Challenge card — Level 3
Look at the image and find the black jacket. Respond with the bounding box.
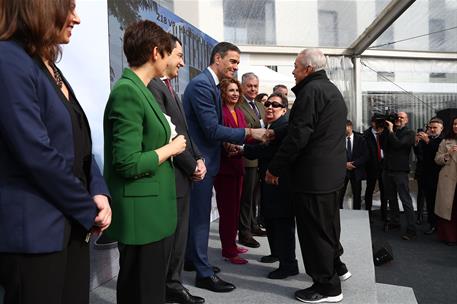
[414,135,443,188]
[268,70,347,194]
[383,126,415,172]
[363,127,387,175]
[244,116,292,218]
[346,132,368,181]
[148,78,202,198]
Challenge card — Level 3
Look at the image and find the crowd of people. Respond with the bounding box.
[340,111,457,245]
[1,1,456,304]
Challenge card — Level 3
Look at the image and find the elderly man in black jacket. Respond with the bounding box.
[383,112,417,240]
[266,49,347,303]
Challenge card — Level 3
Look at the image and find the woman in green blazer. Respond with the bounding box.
[103,21,186,304]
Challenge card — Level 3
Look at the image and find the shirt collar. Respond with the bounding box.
[207,67,219,86]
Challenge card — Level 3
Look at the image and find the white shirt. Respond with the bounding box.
[207,67,219,87]
[371,128,384,159]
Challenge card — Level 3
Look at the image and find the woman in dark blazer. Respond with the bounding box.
[0,1,111,303]
[103,21,186,304]
[214,78,250,265]
[244,93,299,279]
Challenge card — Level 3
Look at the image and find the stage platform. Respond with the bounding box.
[88,209,417,304]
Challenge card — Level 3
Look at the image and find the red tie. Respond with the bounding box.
[376,134,382,161]
[164,78,174,95]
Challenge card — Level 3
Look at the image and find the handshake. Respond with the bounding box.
[223,128,274,157]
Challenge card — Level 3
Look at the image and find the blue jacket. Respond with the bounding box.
[0,40,109,253]
[182,68,245,176]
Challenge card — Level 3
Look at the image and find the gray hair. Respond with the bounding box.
[241,72,258,84]
[298,48,327,72]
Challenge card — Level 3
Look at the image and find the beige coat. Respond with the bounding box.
[434,138,457,220]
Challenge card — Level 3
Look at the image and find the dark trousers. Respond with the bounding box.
[238,167,259,237]
[214,174,243,258]
[117,236,173,304]
[339,174,362,210]
[293,191,342,296]
[424,185,438,227]
[415,176,425,220]
[0,224,89,304]
[166,194,190,291]
[365,168,387,218]
[383,171,416,233]
[186,175,215,278]
[265,217,297,269]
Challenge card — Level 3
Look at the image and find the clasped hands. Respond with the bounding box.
[249,127,275,143]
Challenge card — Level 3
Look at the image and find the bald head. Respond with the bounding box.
[396,112,409,128]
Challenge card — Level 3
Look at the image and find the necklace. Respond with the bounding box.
[51,64,63,88]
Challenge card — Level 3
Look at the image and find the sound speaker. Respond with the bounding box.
[372,241,393,266]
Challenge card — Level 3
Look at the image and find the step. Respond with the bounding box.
[376,283,417,304]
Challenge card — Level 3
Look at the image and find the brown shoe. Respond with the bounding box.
[238,236,260,248]
[251,227,267,237]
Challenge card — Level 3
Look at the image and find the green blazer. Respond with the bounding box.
[103,68,177,245]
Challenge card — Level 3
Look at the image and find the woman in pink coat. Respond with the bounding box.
[214,78,250,264]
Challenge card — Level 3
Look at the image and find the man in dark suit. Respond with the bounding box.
[414,117,444,235]
[339,120,368,210]
[383,112,417,240]
[363,116,388,220]
[266,49,347,303]
[237,72,267,250]
[148,36,206,304]
[183,42,269,293]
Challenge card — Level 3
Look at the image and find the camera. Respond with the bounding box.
[373,110,398,129]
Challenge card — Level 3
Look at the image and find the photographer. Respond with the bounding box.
[383,112,417,240]
[414,118,444,235]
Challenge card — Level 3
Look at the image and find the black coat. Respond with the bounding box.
[363,127,387,176]
[383,126,415,172]
[414,135,443,189]
[347,132,368,181]
[268,70,347,194]
[148,78,202,198]
[244,116,292,218]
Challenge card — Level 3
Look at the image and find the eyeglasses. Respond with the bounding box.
[264,101,285,108]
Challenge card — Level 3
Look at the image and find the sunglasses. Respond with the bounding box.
[264,101,285,108]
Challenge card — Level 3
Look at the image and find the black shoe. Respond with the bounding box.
[195,275,235,293]
[93,234,118,249]
[166,288,205,304]
[424,226,436,235]
[238,236,260,248]
[384,222,400,232]
[295,287,343,303]
[251,227,267,237]
[267,267,299,279]
[401,231,417,241]
[184,262,220,274]
[260,255,279,263]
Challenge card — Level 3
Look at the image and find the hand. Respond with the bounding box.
[265,129,275,141]
[93,195,111,233]
[265,170,279,186]
[385,120,394,133]
[170,135,186,156]
[417,132,429,143]
[346,161,356,170]
[192,159,207,181]
[448,145,457,154]
[250,128,270,143]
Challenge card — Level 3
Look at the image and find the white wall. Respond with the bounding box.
[60,0,111,167]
